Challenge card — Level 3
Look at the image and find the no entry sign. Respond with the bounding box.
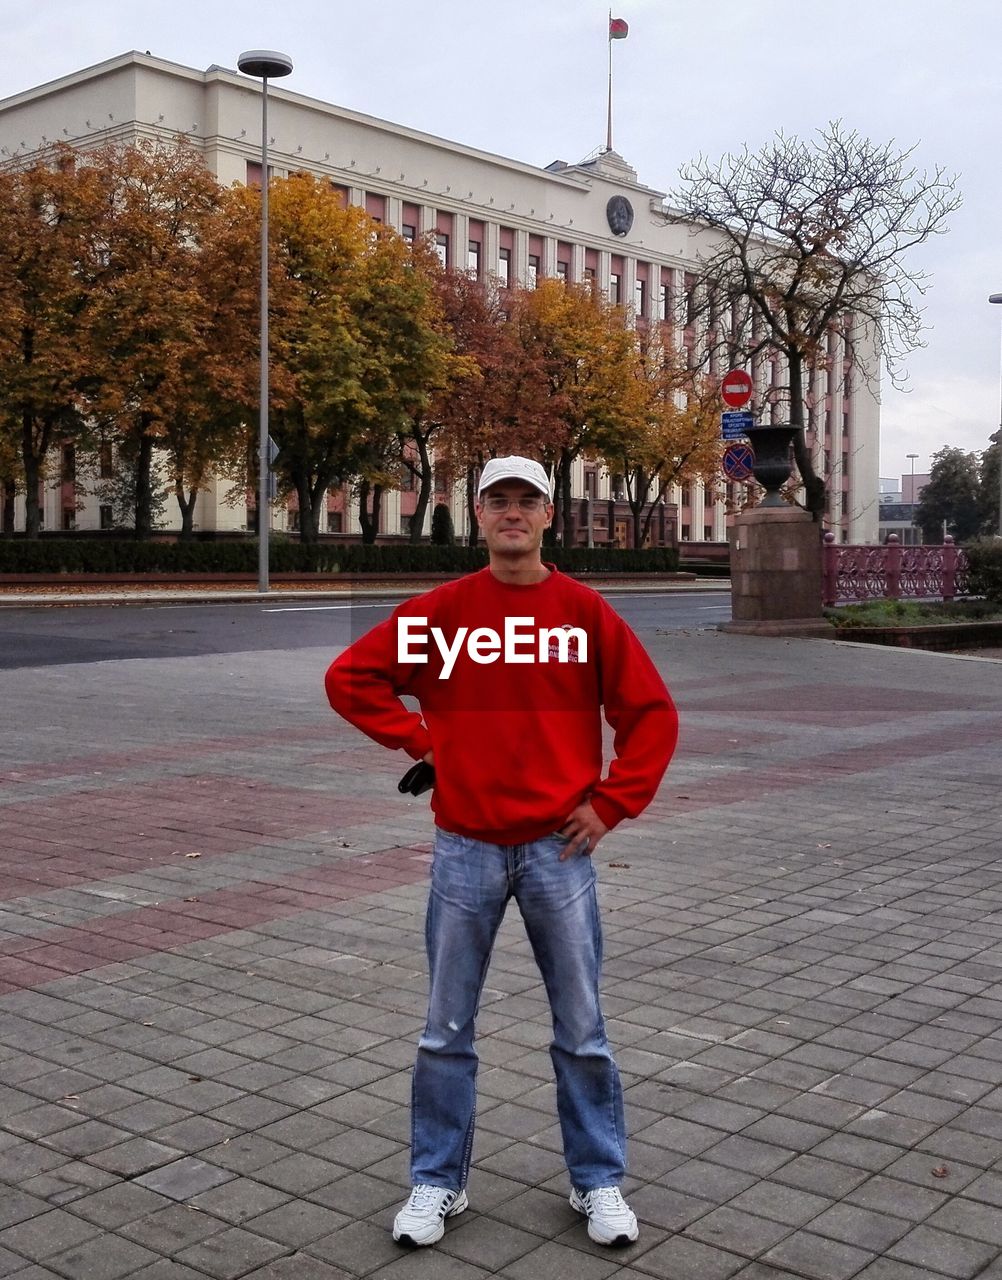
[721,369,753,409]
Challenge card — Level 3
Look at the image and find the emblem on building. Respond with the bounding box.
[606,195,634,237]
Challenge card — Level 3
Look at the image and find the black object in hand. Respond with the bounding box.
[398,761,435,796]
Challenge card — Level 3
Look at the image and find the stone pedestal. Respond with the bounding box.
[721,507,834,637]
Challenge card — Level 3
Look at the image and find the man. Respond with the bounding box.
[326,456,678,1249]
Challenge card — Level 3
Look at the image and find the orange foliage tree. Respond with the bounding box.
[263,174,457,542]
[605,327,724,547]
[0,146,107,537]
[86,137,235,538]
[508,279,646,543]
[429,272,559,544]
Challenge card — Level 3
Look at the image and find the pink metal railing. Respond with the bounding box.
[822,533,971,607]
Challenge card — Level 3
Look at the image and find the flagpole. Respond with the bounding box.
[606,9,614,152]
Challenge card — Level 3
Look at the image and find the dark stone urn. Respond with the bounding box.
[746,424,799,507]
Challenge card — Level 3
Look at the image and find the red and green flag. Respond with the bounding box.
[609,16,629,39]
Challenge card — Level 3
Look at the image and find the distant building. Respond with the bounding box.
[878,471,931,544]
[0,53,881,544]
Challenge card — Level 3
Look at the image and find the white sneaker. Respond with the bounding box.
[392,1184,469,1246]
[570,1185,639,1245]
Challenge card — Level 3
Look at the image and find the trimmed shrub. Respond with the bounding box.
[965,538,1002,603]
[430,503,455,546]
[0,538,679,576]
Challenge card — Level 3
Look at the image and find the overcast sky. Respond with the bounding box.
[7,0,1002,483]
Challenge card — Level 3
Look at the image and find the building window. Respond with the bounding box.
[326,511,343,533]
[435,233,449,267]
[401,514,416,536]
[99,442,114,479]
[62,508,76,531]
[527,254,540,287]
[681,524,690,541]
[556,260,569,281]
[99,504,114,530]
[498,247,511,287]
[288,509,300,531]
[703,525,714,541]
[609,273,621,305]
[634,278,646,316]
[467,240,481,277]
[583,266,596,285]
[402,224,416,243]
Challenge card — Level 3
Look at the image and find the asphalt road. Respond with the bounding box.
[0,591,730,670]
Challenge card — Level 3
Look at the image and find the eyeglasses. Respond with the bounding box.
[480,495,549,514]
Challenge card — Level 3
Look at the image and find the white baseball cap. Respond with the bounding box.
[477,456,553,500]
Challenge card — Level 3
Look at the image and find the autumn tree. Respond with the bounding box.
[606,329,723,547]
[264,174,457,543]
[509,279,646,542]
[158,184,259,538]
[0,146,106,537]
[430,273,559,545]
[668,123,961,522]
[86,137,229,538]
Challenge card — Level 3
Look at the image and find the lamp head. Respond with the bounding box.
[238,50,293,79]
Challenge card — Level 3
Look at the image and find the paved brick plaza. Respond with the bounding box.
[1,626,1002,1279]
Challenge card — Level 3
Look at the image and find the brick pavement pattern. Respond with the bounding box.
[1,631,1001,1279]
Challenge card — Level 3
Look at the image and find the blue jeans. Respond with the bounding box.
[411,829,626,1192]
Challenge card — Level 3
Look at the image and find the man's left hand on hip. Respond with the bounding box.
[558,801,609,860]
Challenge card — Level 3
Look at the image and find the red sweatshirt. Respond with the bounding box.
[325,567,678,844]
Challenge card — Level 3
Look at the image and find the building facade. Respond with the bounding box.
[0,52,881,544]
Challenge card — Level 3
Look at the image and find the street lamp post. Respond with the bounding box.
[238,49,294,593]
[988,294,1002,537]
[906,453,919,544]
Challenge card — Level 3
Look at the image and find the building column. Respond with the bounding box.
[597,250,611,298]
[484,221,500,281]
[453,212,470,273]
[514,228,529,286]
[696,481,711,540]
[622,256,637,315]
[647,260,661,324]
[542,235,558,279]
[571,242,586,284]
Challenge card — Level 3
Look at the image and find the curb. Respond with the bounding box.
[0,580,733,609]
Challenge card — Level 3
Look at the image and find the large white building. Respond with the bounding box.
[0,52,880,544]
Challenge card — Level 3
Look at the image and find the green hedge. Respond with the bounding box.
[966,538,1002,603]
[0,539,679,576]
